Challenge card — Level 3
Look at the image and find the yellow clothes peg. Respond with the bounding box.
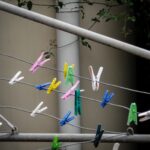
[64,63,68,79]
[47,78,61,94]
[64,62,75,79]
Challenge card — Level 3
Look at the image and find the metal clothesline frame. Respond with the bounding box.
[0,133,150,143]
[0,1,150,59]
[0,1,150,144]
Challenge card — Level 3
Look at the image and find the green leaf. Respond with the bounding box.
[116,0,123,4]
[58,1,63,8]
[27,1,32,10]
[18,1,26,7]
[87,2,93,5]
[80,9,85,19]
[105,17,112,22]
[127,16,136,22]
[80,37,92,50]
[91,17,100,22]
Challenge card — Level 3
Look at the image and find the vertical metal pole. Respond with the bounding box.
[56,0,81,150]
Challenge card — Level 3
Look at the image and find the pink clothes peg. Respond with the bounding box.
[29,51,50,73]
[61,80,80,100]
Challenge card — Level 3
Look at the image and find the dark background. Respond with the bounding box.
[134,0,150,149]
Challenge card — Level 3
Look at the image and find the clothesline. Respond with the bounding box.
[0,52,150,95]
[0,1,150,59]
[0,78,130,111]
[0,105,124,133]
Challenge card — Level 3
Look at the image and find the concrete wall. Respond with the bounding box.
[0,0,136,150]
[80,3,136,150]
[0,0,58,149]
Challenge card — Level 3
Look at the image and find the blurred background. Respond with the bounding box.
[0,0,150,150]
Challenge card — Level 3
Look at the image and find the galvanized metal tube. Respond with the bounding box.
[0,133,150,143]
[0,1,150,59]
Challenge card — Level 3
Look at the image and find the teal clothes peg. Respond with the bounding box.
[75,89,82,116]
[65,66,74,85]
[127,102,138,126]
[51,136,61,150]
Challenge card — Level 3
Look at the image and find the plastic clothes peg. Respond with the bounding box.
[51,136,61,150]
[88,65,103,91]
[30,101,48,117]
[93,124,104,148]
[43,51,51,59]
[65,66,74,85]
[127,102,137,126]
[35,82,51,90]
[100,90,114,108]
[64,63,75,79]
[47,78,61,94]
[138,110,150,122]
[64,63,68,79]
[29,51,50,73]
[61,80,80,100]
[75,89,82,116]
[113,143,120,150]
[9,71,24,85]
[59,111,75,126]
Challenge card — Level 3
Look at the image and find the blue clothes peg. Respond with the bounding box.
[100,90,114,108]
[93,124,104,148]
[35,82,51,90]
[59,111,75,126]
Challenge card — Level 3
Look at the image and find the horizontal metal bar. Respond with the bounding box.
[0,133,150,143]
[0,1,150,59]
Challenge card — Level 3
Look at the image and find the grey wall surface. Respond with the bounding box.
[0,0,136,150]
[80,2,136,150]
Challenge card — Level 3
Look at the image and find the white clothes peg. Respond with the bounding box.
[30,101,48,117]
[138,110,150,122]
[80,89,85,92]
[88,65,103,91]
[0,122,2,126]
[113,143,120,150]
[9,71,24,85]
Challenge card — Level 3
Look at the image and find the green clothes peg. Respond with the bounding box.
[127,102,138,126]
[65,66,74,85]
[51,136,61,150]
[75,89,82,116]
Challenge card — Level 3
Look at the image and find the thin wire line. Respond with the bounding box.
[54,89,130,111]
[0,105,124,134]
[32,1,121,8]
[0,52,150,95]
[0,78,129,133]
[57,38,78,49]
[0,78,130,111]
